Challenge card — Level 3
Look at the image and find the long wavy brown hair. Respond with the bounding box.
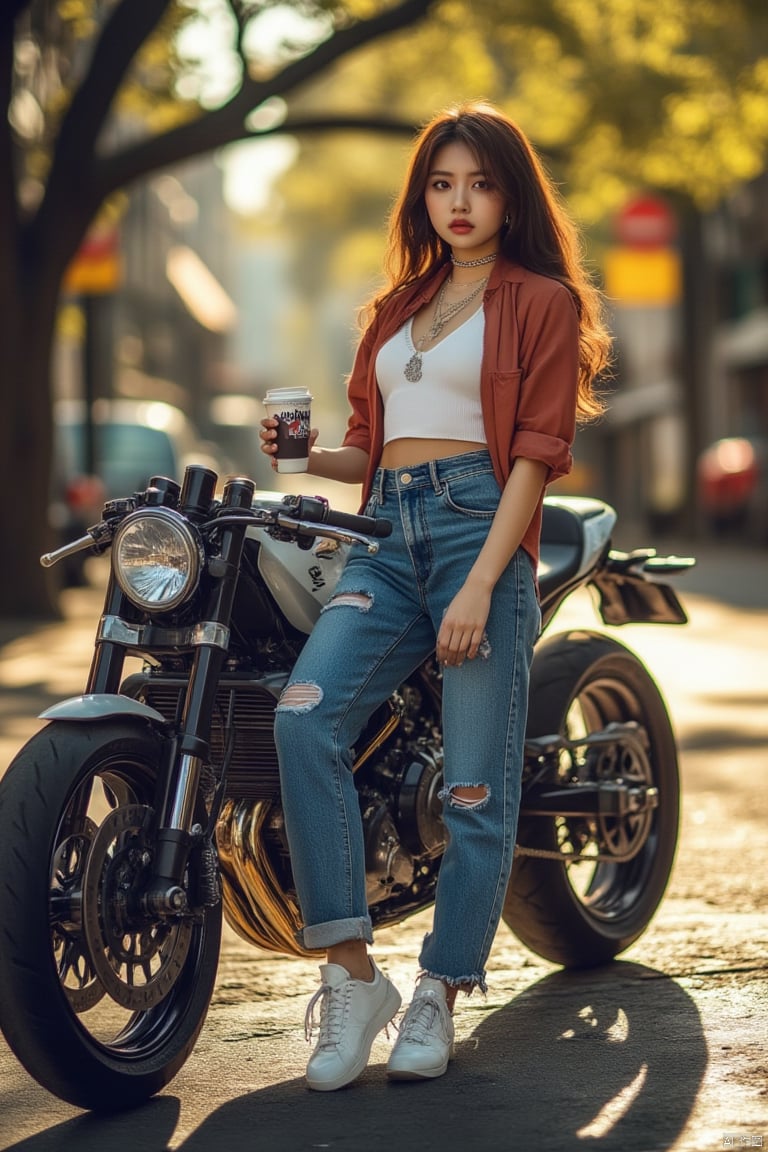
[370,101,611,421]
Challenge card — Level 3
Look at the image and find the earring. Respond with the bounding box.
[504,214,510,225]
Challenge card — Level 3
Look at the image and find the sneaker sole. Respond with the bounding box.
[386,1057,450,1081]
[307,982,402,1092]
[386,1046,453,1078]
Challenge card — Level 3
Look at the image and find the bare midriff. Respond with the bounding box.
[378,438,487,469]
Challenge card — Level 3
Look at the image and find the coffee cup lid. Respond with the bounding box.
[264,388,312,402]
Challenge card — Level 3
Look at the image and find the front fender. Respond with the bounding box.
[40,694,168,725]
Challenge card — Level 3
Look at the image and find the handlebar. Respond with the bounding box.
[286,496,392,540]
[40,520,114,568]
[40,534,96,568]
[39,486,393,567]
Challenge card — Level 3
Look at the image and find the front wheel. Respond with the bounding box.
[0,720,222,1111]
[504,631,679,967]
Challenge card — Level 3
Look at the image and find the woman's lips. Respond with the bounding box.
[449,221,473,233]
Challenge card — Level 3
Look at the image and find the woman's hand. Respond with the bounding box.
[436,582,492,666]
[259,418,318,471]
[258,417,278,468]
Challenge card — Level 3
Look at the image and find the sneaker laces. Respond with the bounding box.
[304,981,350,1049]
[397,993,445,1045]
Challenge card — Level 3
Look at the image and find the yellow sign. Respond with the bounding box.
[63,196,127,295]
[63,224,122,295]
[604,246,681,306]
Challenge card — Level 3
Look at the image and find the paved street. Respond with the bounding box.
[0,540,766,1151]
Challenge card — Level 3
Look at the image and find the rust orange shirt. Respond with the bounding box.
[342,256,580,574]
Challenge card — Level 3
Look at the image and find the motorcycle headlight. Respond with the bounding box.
[112,509,202,612]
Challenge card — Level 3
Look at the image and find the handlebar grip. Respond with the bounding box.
[325,509,392,539]
[287,495,392,540]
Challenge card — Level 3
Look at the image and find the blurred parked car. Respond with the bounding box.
[51,398,220,584]
[696,435,768,543]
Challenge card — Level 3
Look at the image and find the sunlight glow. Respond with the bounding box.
[220,135,299,216]
[243,4,332,67]
[576,1063,648,1140]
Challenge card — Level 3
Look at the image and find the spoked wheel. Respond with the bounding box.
[504,631,679,967]
[0,720,222,1111]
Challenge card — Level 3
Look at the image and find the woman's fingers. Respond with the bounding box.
[259,418,278,457]
[437,625,484,666]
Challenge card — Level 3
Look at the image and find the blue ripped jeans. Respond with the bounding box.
[274,450,540,991]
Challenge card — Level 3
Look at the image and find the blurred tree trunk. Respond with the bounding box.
[0,15,66,615]
[678,205,717,536]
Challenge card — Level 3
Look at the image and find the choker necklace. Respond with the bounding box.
[451,252,498,268]
[404,275,487,382]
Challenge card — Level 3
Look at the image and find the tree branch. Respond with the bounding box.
[246,0,436,97]
[35,0,174,266]
[92,0,437,201]
[226,0,249,61]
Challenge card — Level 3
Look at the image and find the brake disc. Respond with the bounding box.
[50,819,107,1012]
[82,804,192,1011]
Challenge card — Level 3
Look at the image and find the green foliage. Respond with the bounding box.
[274,0,768,223]
[466,0,768,214]
[12,0,768,221]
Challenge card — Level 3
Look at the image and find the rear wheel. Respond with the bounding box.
[504,631,679,967]
[0,720,221,1111]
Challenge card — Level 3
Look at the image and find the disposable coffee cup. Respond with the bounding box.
[263,388,313,473]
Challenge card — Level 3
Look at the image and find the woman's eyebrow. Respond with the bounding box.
[429,168,486,177]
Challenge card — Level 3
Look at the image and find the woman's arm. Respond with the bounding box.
[308,442,370,484]
[259,420,369,485]
[436,456,548,666]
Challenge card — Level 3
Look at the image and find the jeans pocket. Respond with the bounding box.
[441,471,499,518]
[363,491,380,517]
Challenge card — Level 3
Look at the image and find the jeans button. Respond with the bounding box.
[400,472,412,484]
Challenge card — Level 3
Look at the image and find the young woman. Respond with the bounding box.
[260,101,610,1092]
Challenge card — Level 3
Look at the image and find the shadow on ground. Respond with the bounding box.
[5,962,707,1152]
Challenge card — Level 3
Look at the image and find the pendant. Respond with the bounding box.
[404,352,423,382]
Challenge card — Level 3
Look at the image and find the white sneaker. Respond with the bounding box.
[387,977,455,1080]
[304,961,402,1091]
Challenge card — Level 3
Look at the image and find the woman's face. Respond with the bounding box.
[423,140,506,260]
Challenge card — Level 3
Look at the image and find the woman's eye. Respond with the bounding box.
[432,179,450,190]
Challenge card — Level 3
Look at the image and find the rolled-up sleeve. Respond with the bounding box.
[510,282,579,483]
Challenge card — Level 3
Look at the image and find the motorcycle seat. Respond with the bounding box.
[538,497,613,601]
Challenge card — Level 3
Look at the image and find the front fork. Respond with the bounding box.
[83,473,255,916]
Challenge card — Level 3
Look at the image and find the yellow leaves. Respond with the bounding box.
[457,0,768,212]
[667,96,719,138]
[740,89,768,134]
[56,0,92,16]
[739,59,768,134]
[55,0,97,38]
[24,0,768,229]
[567,126,632,222]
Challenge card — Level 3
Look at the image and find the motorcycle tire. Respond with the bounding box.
[0,719,222,1112]
[503,630,679,968]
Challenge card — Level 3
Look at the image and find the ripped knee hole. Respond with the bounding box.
[323,591,372,612]
[276,682,323,712]
[441,784,490,810]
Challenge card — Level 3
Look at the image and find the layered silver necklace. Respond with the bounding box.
[404,275,488,383]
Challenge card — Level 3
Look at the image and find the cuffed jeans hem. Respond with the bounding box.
[298,915,374,951]
[420,967,488,996]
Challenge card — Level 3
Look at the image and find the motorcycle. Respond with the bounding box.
[0,465,694,1111]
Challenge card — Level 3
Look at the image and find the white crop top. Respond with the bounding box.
[375,307,487,445]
